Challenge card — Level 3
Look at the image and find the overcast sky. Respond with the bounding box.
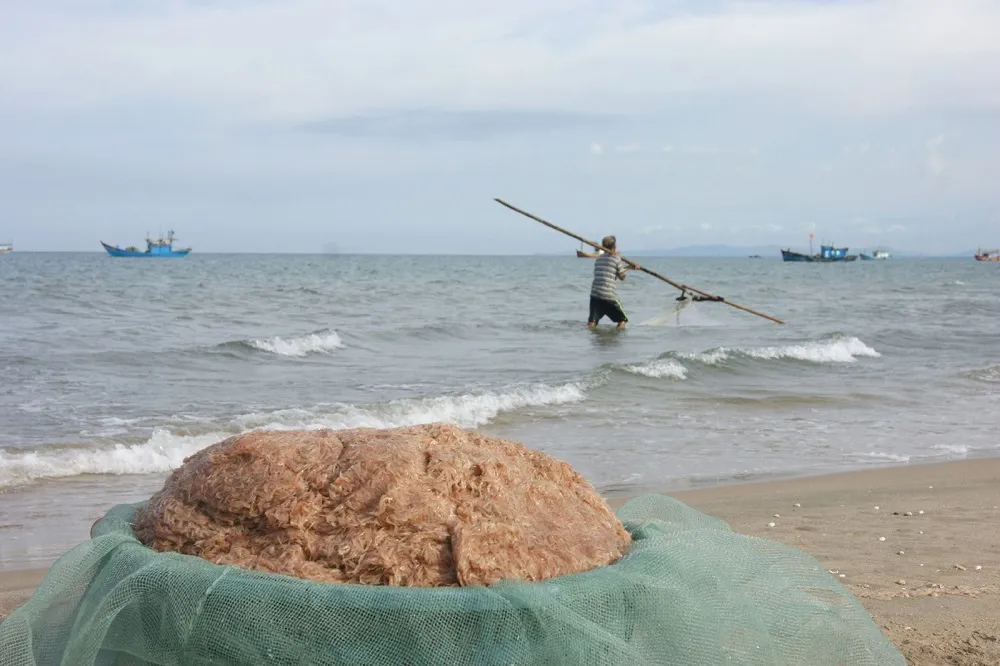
[1,0,998,254]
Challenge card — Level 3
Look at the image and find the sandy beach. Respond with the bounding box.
[3,457,998,665]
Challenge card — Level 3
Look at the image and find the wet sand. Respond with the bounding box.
[3,457,999,664]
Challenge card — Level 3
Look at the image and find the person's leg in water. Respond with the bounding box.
[609,299,629,329]
[589,296,628,329]
[587,296,602,328]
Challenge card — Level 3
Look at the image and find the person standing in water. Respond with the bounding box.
[588,235,632,329]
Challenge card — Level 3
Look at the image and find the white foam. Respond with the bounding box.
[622,359,688,380]
[235,383,588,432]
[0,429,226,489]
[857,451,911,463]
[972,365,1000,383]
[0,383,587,488]
[932,444,969,456]
[248,330,344,357]
[684,336,880,365]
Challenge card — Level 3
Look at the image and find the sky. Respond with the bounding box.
[1,0,998,254]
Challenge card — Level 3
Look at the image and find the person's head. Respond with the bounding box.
[601,235,617,251]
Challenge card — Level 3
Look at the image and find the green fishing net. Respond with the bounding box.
[0,494,905,665]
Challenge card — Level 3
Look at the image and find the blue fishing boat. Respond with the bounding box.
[100,230,191,257]
[781,246,857,262]
[780,234,857,262]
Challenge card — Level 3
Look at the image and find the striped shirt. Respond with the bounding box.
[590,253,627,301]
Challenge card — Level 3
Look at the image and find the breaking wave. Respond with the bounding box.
[0,383,587,488]
[964,364,1000,383]
[678,336,881,366]
[0,430,227,489]
[243,329,344,357]
[234,383,587,432]
[620,359,688,380]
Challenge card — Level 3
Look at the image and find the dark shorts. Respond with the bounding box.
[588,296,628,324]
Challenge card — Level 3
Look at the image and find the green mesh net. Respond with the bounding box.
[0,494,904,665]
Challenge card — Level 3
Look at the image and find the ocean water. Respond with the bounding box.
[1,252,998,569]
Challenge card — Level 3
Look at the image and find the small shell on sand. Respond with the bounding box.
[874,506,880,510]
[918,510,925,515]
[955,565,967,571]
[975,566,983,571]
[793,503,801,508]
[773,514,780,518]
[896,580,906,586]
[897,551,905,555]
[767,522,776,527]
[904,511,913,516]
[878,536,886,542]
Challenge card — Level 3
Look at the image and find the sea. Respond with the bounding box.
[1,252,998,570]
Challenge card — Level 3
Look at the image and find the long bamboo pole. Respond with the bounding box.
[494,198,785,325]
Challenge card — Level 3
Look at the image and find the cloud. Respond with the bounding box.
[0,2,997,254]
[924,134,946,175]
[300,108,617,140]
[1,1,998,124]
[843,141,872,155]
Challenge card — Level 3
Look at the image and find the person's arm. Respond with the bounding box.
[617,255,628,280]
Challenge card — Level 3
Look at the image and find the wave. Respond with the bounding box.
[677,336,881,366]
[619,359,688,380]
[0,430,227,489]
[964,364,1000,384]
[241,329,344,357]
[854,451,912,463]
[932,444,969,456]
[233,382,588,431]
[0,382,587,489]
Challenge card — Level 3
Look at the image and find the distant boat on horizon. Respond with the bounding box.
[100,230,191,258]
[0,241,11,255]
[780,233,857,262]
[974,248,999,262]
[860,248,891,261]
[575,242,605,259]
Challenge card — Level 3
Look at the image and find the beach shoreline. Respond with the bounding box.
[3,457,998,664]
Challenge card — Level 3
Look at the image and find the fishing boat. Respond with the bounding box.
[780,245,857,262]
[975,248,1000,262]
[860,248,890,261]
[0,241,11,255]
[781,233,856,262]
[575,243,605,259]
[100,230,191,258]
